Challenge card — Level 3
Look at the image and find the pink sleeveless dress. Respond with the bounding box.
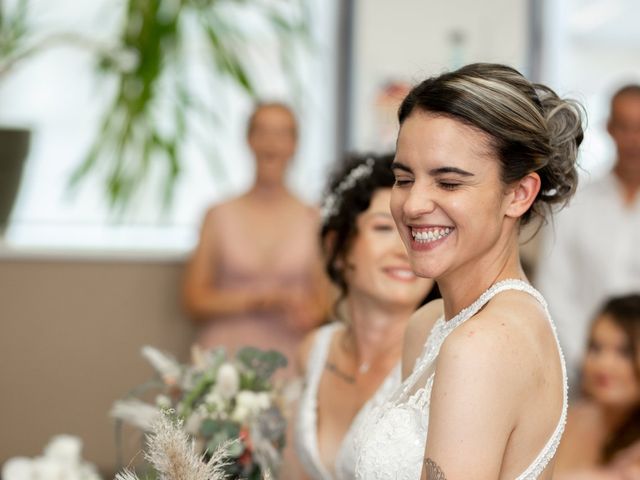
[196,201,322,378]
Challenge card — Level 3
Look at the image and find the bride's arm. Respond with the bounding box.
[420,313,524,479]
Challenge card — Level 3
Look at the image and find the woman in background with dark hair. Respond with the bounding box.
[294,153,437,480]
[556,294,640,479]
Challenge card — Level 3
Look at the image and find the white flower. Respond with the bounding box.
[236,390,257,410]
[214,363,239,400]
[2,439,102,480]
[79,464,103,480]
[234,390,270,419]
[155,395,172,409]
[141,346,181,385]
[32,456,65,478]
[231,404,250,423]
[2,457,33,480]
[204,391,226,412]
[44,435,82,466]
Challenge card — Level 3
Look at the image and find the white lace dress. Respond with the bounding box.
[354,279,568,479]
[295,322,401,480]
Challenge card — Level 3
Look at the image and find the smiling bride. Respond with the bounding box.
[354,63,585,480]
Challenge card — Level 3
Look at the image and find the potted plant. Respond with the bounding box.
[0,0,308,232]
[0,0,31,235]
[68,0,309,213]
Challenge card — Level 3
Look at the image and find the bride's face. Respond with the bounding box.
[390,112,513,280]
[343,188,433,308]
[582,315,640,408]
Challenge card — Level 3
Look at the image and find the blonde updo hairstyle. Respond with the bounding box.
[398,63,585,224]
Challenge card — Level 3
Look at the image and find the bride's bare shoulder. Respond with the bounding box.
[402,299,444,379]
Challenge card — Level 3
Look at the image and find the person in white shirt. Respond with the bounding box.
[537,84,640,388]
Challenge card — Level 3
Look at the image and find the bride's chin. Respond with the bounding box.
[410,265,441,281]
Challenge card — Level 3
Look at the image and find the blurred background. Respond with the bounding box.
[1,0,639,477]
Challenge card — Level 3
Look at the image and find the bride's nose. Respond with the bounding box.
[403,183,437,219]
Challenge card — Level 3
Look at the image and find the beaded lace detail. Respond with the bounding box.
[295,322,401,480]
[354,279,568,480]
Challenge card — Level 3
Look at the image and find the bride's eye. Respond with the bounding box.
[438,181,460,191]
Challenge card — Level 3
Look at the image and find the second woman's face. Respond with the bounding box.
[390,112,512,280]
[344,188,433,308]
[582,315,640,408]
[248,106,297,186]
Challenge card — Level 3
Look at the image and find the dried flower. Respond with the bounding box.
[111,399,162,431]
[141,346,181,385]
[115,413,231,480]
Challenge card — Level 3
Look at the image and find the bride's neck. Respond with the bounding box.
[438,238,525,319]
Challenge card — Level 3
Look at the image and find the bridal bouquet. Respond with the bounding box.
[111,345,288,480]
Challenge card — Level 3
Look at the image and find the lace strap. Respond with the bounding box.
[511,284,569,479]
[447,279,543,329]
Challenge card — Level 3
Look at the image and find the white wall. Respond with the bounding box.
[350,0,529,151]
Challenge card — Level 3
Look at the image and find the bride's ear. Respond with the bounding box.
[505,172,541,219]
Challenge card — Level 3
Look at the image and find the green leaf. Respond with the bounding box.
[236,347,288,389]
[68,0,308,211]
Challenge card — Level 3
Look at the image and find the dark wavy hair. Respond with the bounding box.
[592,294,640,462]
[398,63,585,225]
[320,153,439,314]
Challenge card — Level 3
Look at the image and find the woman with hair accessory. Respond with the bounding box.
[294,153,437,480]
[183,102,330,377]
[354,63,585,479]
[555,294,640,479]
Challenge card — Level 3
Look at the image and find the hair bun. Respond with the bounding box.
[535,85,585,209]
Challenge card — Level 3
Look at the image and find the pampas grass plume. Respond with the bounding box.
[114,412,230,480]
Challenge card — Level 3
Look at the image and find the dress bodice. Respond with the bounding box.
[196,201,321,376]
[354,280,568,480]
[295,323,401,480]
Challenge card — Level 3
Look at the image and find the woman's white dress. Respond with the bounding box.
[354,279,568,479]
[295,322,401,480]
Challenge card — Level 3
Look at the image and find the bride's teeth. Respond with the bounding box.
[411,227,453,244]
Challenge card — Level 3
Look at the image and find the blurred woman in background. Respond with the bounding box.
[556,294,640,479]
[295,154,437,479]
[183,102,330,377]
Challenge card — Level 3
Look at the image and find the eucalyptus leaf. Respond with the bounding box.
[236,347,287,390]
